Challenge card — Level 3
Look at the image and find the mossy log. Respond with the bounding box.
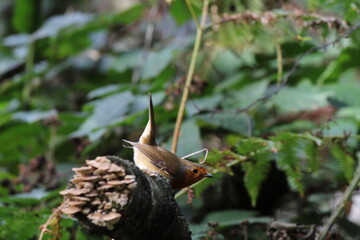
[60,156,191,240]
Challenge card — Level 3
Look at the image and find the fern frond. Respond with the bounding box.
[242,154,270,207]
[236,138,271,206]
[330,143,355,182]
[270,132,305,196]
[303,139,321,172]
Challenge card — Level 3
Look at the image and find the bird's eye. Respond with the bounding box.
[192,169,199,174]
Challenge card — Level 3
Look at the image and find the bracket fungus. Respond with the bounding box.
[60,156,135,231]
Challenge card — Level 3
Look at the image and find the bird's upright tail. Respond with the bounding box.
[139,93,157,145]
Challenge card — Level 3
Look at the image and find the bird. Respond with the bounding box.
[123,94,213,189]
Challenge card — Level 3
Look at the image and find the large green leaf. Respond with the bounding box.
[197,112,248,134]
[33,12,94,39]
[142,47,177,80]
[271,81,329,114]
[110,47,176,80]
[71,91,134,141]
[222,80,269,110]
[212,49,243,74]
[326,83,360,107]
[168,119,203,158]
[186,95,223,116]
[12,109,57,123]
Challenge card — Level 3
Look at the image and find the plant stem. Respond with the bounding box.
[317,158,360,240]
[39,200,68,240]
[171,0,209,153]
[22,40,35,107]
[275,43,283,86]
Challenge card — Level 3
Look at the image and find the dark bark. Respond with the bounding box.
[61,156,191,240]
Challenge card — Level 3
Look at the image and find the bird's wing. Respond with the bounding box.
[123,140,183,178]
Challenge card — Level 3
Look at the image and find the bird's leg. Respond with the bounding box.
[181,148,208,164]
[155,167,166,176]
[142,167,166,177]
[142,168,158,177]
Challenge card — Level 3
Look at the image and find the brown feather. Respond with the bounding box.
[123,140,184,178]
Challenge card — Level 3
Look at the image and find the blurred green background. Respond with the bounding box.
[1,0,360,239]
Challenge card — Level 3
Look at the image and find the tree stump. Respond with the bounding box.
[60,156,191,240]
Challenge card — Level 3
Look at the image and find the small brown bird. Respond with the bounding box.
[123,94,213,189]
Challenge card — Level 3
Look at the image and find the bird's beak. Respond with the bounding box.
[204,173,214,178]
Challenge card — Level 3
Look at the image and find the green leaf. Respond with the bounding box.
[142,47,177,80]
[212,49,243,75]
[114,4,145,24]
[12,109,58,123]
[197,113,248,134]
[270,132,305,195]
[33,12,94,39]
[12,0,36,33]
[337,107,360,121]
[223,80,268,110]
[330,144,355,182]
[215,72,245,93]
[186,95,223,116]
[110,51,141,73]
[128,92,165,113]
[71,91,134,141]
[271,81,329,114]
[87,84,122,99]
[326,83,360,107]
[170,119,203,158]
[110,47,176,80]
[169,0,193,25]
[235,138,271,206]
[303,140,319,172]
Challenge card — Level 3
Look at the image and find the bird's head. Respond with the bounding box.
[171,160,213,189]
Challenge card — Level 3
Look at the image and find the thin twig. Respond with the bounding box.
[39,200,68,240]
[317,159,360,240]
[171,0,209,153]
